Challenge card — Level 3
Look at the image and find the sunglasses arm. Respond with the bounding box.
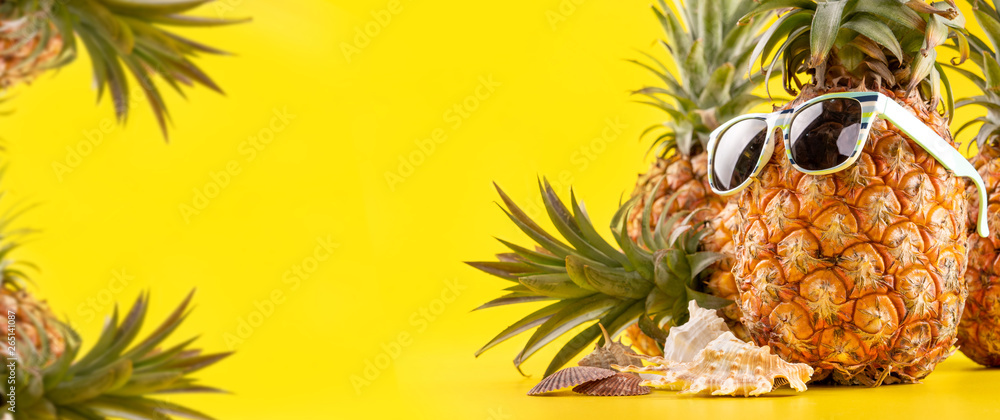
[880,99,990,238]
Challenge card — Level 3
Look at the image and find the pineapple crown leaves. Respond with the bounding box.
[631,0,776,159]
[10,0,250,140]
[950,0,1000,151]
[744,0,967,108]
[8,291,232,420]
[465,179,729,377]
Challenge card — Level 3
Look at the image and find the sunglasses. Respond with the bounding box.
[706,91,989,238]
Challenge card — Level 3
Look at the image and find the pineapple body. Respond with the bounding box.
[947,0,1000,369]
[733,86,969,385]
[960,143,1000,366]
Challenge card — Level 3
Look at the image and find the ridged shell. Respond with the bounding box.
[660,300,730,363]
[527,366,616,395]
[578,324,643,369]
[572,372,651,396]
[618,332,814,397]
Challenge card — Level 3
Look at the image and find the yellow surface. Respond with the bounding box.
[0,0,996,419]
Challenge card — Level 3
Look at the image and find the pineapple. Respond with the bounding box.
[4,291,232,419]
[468,180,730,376]
[627,0,770,239]
[731,0,970,385]
[623,0,773,350]
[0,0,246,138]
[951,0,1000,367]
[0,200,229,418]
[963,143,1000,366]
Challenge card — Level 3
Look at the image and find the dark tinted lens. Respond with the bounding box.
[711,118,768,192]
[788,98,862,171]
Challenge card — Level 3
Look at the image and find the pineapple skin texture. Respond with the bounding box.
[961,144,1000,367]
[732,87,969,385]
[626,153,727,241]
[0,289,65,365]
[702,199,750,340]
[624,322,663,357]
[0,19,63,89]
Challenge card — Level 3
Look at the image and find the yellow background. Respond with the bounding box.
[1,0,997,418]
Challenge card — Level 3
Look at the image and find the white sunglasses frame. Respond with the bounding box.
[706,91,989,238]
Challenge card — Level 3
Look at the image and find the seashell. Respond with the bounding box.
[621,301,731,388]
[572,372,651,396]
[527,366,616,395]
[617,332,814,397]
[578,324,643,370]
[660,300,731,364]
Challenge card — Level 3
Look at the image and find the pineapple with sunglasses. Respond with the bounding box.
[710,0,983,385]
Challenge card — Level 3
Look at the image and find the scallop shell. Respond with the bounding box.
[578,324,643,369]
[617,332,814,397]
[572,372,651,396]
[527,366,616,395]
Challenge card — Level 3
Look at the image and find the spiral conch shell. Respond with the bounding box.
[626,301,732,390]
[618,332,814,397]
[660,300,731,363]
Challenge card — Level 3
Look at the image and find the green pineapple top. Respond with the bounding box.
[6,292,231,420]
[0,181,230,419]
[2,0,248,139]
[632,0,773,159]
[746,0,966,113]
[467,180,728,377]
[952,0,1000,150]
